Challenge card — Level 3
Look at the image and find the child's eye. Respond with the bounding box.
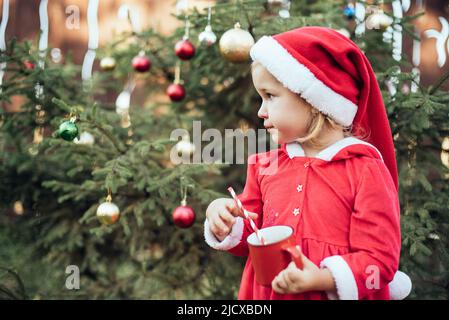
[266,93,274,99]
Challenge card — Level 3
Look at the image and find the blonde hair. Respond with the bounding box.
[299,108,354,148]
[293,106,371,148]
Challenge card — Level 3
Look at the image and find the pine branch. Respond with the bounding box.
[86,119,127,155]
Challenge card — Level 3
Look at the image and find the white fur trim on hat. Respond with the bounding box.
[204,217,244,251]
[250,35,358,127]
[320,255,359,300]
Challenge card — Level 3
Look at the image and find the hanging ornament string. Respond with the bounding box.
[183,15,190,40]
[106,188,112,203]
[174,60,181,85]
[207,4,212,25]
[0,0,9,94]
[227,187,265,245]
[233,0,239,25]
[180,176,188,206]
[81,0,99,83]
[198,4,217,46]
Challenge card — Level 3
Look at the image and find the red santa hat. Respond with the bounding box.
[250,26,398,190]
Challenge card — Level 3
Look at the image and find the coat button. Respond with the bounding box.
[304,162,309,168]
[292,208,300,216]
[296,184,303,192]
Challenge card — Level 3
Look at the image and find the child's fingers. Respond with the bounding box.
[218,209,236,227]
[244,210,259,220]
[272,275,287,294]
[285,262,302,282]
[210,216,231,238]
[226,200,258,220]
[225,200,242,217]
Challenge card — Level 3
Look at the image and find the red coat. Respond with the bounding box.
[204,137,402,300]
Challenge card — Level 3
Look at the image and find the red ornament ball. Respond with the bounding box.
[23,60,35,70]
[174,39,196,60]
[166,83,186,102]
[172,204,196,228]
[132,53,151,72]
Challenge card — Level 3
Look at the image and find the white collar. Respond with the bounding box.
[285,137,383,161]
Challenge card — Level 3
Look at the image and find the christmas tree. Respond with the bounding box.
[1,0,448,299]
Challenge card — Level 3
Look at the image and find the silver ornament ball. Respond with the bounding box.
[198,25,217,46]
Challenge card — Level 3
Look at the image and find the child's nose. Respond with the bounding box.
[257,103,268,119]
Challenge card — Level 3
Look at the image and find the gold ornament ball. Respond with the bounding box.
[96,201,120,225]
[219,23,255,63]
[100,57,117,71]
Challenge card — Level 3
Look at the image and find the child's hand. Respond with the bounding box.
[206,198,258,242]
[272,253,336,295]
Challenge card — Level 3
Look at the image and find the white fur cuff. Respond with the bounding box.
[204,217,244,251]
[320,255,359,300]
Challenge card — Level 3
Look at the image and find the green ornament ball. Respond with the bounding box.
[58,121,79,141]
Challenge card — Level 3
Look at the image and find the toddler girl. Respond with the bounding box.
[204,26,411,300]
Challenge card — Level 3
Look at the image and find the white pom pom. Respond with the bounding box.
[389,271,412,300]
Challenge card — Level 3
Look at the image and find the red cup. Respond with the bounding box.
[247,225,303,286]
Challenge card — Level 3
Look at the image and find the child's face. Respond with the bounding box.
[251,63,315,144]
